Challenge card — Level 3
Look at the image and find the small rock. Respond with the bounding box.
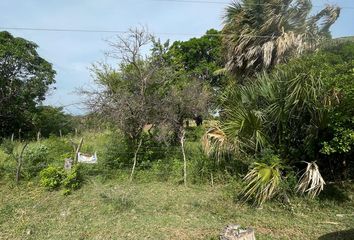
[220,224,256,240]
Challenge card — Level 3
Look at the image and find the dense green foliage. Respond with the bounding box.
[1,0,352,219]
[22,143,49,178]
[39,166,64,190]
[40,165,83,193]
[32,106,76,138]
[0,31,56,138]
[210,41,354,204]
[167,29,224,87]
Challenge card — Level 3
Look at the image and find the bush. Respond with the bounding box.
[39,166,64,190]
[40,165,84,192]
[102,131,169,171]
[150,157,183,182]
[0,139,16,155]
[240,150,284,205]
[62,166,83,190]
[185,126,205,142]
[23,143,50,178]
[0,149,13,180]
[138,133,169,169]
[41,136,74,164]
[101,133,133,169]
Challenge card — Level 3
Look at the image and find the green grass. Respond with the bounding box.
[1,179,353,240]
[1,131,354,239]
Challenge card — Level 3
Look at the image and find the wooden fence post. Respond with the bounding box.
[74,138,83,164]
[180,129,187,187]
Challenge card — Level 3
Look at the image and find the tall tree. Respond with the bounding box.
[222,0,340,81]
[0,31,56,138]
[86,28,162,180]
[85,28,211,181]
[167,29,224,87]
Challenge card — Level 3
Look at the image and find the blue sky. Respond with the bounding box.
[1,0,353,115]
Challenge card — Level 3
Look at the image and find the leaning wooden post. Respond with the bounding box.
[180,129,187,187]
[74,138,83,164]
[16,142,28,183]
[11,133,14,142]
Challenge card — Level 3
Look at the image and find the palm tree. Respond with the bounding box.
[202,55,336,203]
[222,0,340,81]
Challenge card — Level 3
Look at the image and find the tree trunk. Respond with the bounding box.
[18,129,21,142]
[130,138,143,182]
[16,142,28,183]
[37,131,41,142]
[180,129,187,187]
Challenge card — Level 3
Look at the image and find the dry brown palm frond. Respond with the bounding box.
[222,0,340,79]
[202,126,235,161]
[262,41,275,67]
[296,161,325,198]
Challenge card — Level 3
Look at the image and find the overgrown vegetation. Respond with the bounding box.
[1,0,354,239]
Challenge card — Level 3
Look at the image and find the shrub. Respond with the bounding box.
[40,165,84,192]
[102,131,168,171]
[39,166,64,190]
[138,133,169,169]
[42,136,73,164]
[101,133,133,169]
[0,149,13,180]
[150,157,182,182]
[23,143,50,178]
[62,166,83,190]
[0,139,16,155]
[185,126,205,142]
[241,151,284,206]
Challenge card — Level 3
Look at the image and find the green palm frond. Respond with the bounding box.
[241,161,282,206]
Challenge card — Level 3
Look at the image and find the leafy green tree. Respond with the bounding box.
[222,0,340,81]
[32,106,76,138]
[0,31,56,138]
[167,29,224,87]
[86,28,211,182]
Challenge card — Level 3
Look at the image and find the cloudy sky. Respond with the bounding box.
[1,0,353,114]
